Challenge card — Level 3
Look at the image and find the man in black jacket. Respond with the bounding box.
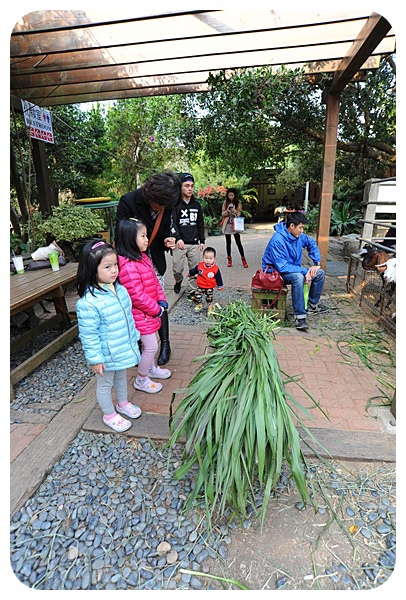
[171,173,205,299]
[116,170,180,365]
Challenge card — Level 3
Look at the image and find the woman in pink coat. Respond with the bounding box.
[115,218,171,394]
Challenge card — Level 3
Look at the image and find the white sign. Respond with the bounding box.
[21,100,54,144]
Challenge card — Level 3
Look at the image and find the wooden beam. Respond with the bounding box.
[317,93,341,272]
[31,139,56,213]
[329,13,392,95]
[317,13,392,269]
[10,324,78,386]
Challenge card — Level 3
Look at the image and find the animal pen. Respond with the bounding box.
[346,178,396,336]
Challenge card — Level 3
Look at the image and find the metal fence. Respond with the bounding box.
[346,255,396,336]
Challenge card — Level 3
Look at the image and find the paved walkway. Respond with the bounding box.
[10,225,396,515]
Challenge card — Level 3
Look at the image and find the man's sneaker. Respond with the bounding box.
[307,303,330,314]
[149,365,172,379]
[173,279,182,294]
[194,303,203,312]
[295,318,308,331]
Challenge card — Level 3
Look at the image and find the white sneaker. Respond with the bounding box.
[103,413,132,432]
[149,365,171,379]
[134,376,162,394]
[116,402,142,419]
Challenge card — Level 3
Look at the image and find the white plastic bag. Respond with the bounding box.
[31,241,63,261]
[232,217,244,232]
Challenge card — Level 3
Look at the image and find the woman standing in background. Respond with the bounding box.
[221,188,248,268]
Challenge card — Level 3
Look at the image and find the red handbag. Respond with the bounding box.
[251,266,284,292]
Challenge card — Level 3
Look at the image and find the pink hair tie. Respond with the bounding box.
[91,241,106,250]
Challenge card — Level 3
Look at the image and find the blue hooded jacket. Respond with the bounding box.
[262,222,320,276]
[76,282,141,371]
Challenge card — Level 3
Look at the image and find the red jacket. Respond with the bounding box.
[118,253,166,335]
[189,262,224,289]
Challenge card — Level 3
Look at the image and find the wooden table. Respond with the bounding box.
[10,262,79,395]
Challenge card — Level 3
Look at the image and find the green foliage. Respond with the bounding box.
[166,301,322,528]
[330,200,362,236]
[303,207,319,234]
[105,96,186,192]
[202,214,218,229]
[10,232,28,255]
[26,204,105,248]
[180,59,395,190]
[45,104,110,198]
[10,103,111,207]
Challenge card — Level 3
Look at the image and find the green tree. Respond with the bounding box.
[104,96,187,192]
[46,104,110,199]
[180,57,396,197]
[10,103,111,212]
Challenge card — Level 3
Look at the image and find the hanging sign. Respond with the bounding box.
[21,100,54,144]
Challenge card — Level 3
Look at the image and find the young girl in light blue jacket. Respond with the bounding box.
[76,240,142,433]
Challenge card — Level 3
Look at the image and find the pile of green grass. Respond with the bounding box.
[167,301,323,527]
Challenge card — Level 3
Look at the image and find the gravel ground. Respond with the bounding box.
[169,286,345,334]
[10,258,396,590]
[10,431,396,591]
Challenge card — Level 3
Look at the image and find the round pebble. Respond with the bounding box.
[10,297,396,591]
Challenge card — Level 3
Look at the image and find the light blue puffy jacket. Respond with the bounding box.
[76,282,141,371]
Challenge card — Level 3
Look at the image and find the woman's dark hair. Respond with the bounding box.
[143,169,181,208]
[115,218,146,261]
[226,188,239,208]
[286,211,308,228]
[76,240,117,298]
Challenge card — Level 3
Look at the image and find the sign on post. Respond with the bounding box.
[21,100,54,144]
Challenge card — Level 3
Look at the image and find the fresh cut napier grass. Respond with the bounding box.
[166,301,325,527]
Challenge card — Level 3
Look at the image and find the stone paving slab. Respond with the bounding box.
[82,409,396,463]
[10,378,98,515]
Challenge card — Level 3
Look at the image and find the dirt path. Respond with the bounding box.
[195,459,396,591]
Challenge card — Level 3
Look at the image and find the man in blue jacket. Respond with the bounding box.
[262,212,329,331]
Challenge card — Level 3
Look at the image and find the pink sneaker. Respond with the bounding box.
[103,413,132,433]
[134,376,162,394]
[149,365,171,379]
[116,401,142,419]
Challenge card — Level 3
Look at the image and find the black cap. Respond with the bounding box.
[179,173,194,183]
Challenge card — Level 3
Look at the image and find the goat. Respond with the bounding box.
[361,247,396,312]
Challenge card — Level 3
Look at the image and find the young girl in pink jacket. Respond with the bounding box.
[115,218,171,394]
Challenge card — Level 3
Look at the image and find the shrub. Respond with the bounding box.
[26,204,105,249]
[330,200,361,236]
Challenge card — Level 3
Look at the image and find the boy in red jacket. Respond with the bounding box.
[188,247,223,313]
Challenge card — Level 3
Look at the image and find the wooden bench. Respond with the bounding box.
[10,262,79,398]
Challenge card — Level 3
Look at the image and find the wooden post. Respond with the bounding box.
[31,139,56,214]
[317,92,340,272]
[390,390,396,419]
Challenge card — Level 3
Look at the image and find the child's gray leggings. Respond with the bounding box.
[95,369,128,414]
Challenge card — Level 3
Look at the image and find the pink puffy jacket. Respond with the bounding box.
[118,253,166,335]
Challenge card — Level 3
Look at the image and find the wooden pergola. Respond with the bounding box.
[10,9,395,270]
